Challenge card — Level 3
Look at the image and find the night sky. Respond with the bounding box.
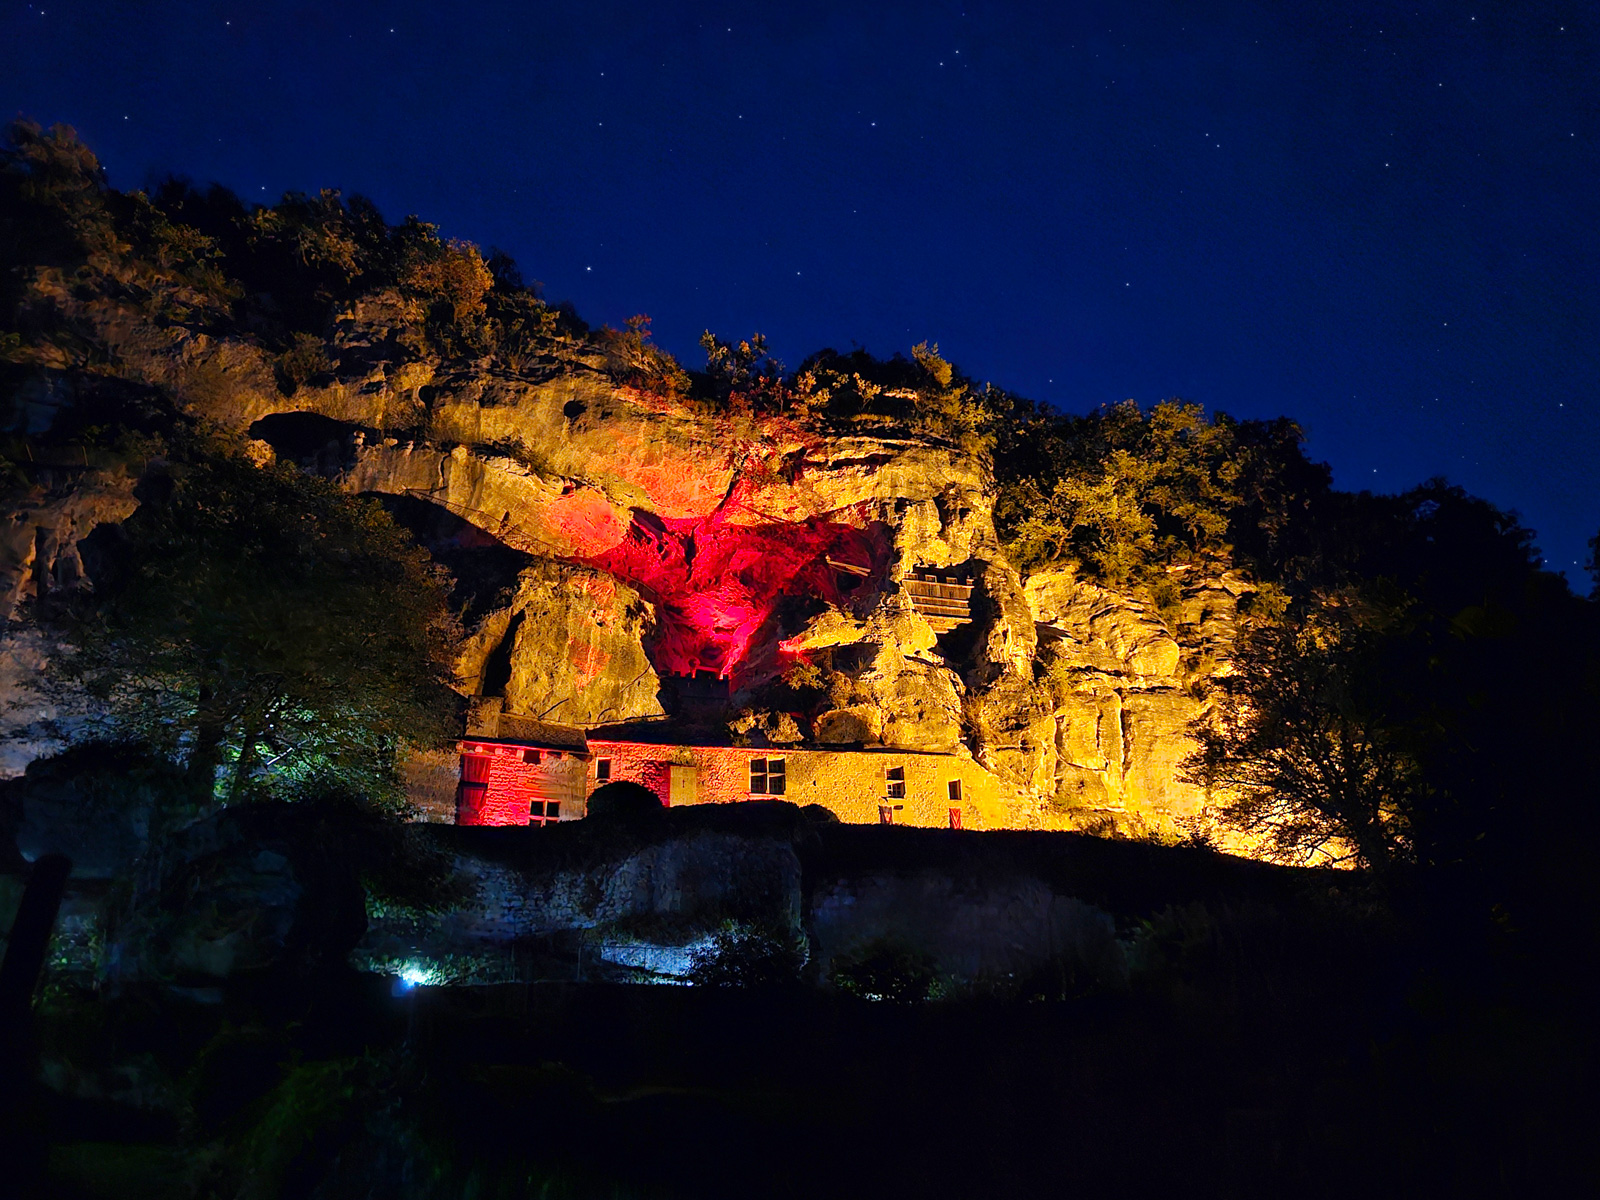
[4,1,1596,575]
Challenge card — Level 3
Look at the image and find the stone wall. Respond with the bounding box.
[352,806,1134,989]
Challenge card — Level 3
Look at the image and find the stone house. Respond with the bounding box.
[456,707,1003,830]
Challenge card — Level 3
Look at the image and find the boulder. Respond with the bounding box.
[457,561,665,725]
[4,742,184,878]
[105,805,368,988]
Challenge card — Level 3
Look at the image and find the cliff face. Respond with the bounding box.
[1028,569,1245,834]
[0,461,139,772]
[209,333,1234,836]
[291,369,1029,763]
[3,289,1240,838]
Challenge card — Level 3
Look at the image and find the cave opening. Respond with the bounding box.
[248,412,369,470]
[372,493,532,623]
[479,610,524,699]
[574,506,890,689]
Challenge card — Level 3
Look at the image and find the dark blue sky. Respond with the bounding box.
[5,1,1596,575]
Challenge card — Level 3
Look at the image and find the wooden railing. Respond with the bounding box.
[904,570,973,631]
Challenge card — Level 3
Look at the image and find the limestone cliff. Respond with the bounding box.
[1,237,1240,838]
[1028,567,1248,836]
[225,358,1239,835]
[0,461,138,771]
[1,314,1245,836]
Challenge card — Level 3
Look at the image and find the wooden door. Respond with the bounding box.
[669,764,699,807]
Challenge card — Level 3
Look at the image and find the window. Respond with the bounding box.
[879,804,894,825]
[750,757,786,796]
[886,766,905,800]
[529,799,562,826]
[521,748,542,764]
[947,779,962,802]
[948,808,963,830]
[595,757,612,782]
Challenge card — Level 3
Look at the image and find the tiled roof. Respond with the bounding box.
[489,712,590,752]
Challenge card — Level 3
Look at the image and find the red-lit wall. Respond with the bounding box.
[455,740,586,826]
[586,740,776,805]
[456,739,788,824]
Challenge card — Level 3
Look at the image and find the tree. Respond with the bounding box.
[1184,595,1426,870]
[698,329,785,411]
[56,453,460,812]
[998,400,1248,583]
[686,921,807,988]
[599,315,689,399]
[1188,482,1600,892]
[0,120,113,276]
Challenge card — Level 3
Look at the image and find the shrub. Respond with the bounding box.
[686,921,807,988]
[830,939,938,1003]
[274,331,334,394]
[585,781,664,820]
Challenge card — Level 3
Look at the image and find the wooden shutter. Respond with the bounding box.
[456,753,493,824]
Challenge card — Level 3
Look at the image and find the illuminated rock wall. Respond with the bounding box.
[455,561,665,725]
[1026,568,1249,839]
[192,343,1238,837]
[331,381,1034,770]
[579,505,891,686]
[0,465,139,775]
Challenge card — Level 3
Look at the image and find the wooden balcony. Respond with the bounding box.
[904,569,974,632]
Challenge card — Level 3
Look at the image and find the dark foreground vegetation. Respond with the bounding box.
[2,811,1596,1199]
[13,913,1596,1198]
[1,121,1597,1195]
